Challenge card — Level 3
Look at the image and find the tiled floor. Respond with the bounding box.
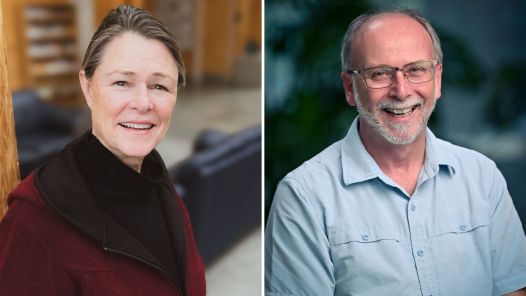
[205,228,262,296]
[156,85,262,295]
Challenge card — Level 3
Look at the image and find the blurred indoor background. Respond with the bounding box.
[2,0,261,295]
[265,0,526,230]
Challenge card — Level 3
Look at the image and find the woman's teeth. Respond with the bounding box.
[119,122,154,130]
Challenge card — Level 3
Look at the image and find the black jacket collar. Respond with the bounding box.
[34,132,187,295]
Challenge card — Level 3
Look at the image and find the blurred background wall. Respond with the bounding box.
[3,0,261,104]
[2,0,262,295]
[265,0,526,230]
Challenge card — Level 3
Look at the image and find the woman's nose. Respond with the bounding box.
[130,85,153,112]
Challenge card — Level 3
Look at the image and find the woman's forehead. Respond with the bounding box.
[96,32,178,79]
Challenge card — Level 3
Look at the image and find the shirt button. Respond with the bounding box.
[362,234,369,241]
[459,225,467,231]
[410,204,416,211]
[417,250,424,257]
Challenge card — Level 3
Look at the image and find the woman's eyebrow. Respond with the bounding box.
[151,72,176,83]
[106,70,136,77]
[105,71,175,83]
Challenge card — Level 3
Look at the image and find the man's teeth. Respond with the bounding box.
[119,122,154,129]
[385,107,414,115]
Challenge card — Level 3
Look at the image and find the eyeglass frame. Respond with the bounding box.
[346,60,440,89]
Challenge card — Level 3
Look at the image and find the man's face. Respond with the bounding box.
[342,14,442,145]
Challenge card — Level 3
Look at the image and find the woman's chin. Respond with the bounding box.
[116,143,156,160]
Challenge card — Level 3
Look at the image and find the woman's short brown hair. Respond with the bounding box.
[81,4,186,86]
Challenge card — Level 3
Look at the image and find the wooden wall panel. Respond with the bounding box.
[202,0,234,79]
[248,0,261,47]
[233,0,250,56]
[233,0,261,55]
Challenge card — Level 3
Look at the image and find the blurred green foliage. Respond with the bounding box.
[485,63,526,128]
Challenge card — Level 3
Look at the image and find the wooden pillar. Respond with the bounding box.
[0,0,20,219]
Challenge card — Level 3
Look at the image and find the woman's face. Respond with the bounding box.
[79,32,179,171]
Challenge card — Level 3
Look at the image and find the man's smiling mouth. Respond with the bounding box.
[383,105,418,116]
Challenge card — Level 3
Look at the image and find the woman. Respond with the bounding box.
[0,5,205,295]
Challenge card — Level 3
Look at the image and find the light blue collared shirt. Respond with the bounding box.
[265,117,526,296]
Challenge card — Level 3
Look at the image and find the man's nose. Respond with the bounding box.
[131,85,153,112]
[389,69,411,99]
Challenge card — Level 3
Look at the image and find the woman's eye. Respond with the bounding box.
[152,84,169,92]
[113,81,128,87]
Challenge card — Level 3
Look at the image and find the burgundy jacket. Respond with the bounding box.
[0,172,206,295]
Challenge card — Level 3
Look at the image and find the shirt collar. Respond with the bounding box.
[341,116,456,186]
[425,127,457,176]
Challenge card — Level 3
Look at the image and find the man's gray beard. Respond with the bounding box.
[354,90,436,145]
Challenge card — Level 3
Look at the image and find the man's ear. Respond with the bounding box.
[434,62,443,100]
[79,70,93,108]
[341,71,357,107]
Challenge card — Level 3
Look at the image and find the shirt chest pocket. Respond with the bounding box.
[328,226,407,265]
[431,211,491,266]
[433,211,490,238]
[329,227,402,245]
[328,227,415,294]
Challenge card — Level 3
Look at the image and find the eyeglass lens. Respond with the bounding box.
[363,61,435,89]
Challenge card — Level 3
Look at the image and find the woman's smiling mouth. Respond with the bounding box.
[119,122,155,130]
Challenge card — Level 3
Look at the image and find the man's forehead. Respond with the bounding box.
[358,13,426,39]
[351,13,434,67]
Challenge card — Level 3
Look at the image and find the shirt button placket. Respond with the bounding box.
[407,198,436,296]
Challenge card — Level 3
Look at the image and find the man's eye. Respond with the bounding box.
[406,66,426,75]
[113,81,128,87]
[369,69,391,80]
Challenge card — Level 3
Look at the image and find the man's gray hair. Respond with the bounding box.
[341,9,443,71]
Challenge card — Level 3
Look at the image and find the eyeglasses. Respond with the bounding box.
[347,60,439,89]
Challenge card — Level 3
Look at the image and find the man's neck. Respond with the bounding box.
[358,118,426,196]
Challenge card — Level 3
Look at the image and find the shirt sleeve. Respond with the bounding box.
[488,165,526,295]
[265,177,334,296]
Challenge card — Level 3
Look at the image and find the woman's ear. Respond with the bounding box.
[79,70,93,108]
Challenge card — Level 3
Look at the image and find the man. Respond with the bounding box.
[265,9,526,296]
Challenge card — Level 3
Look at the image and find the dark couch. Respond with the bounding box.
[13,90,84,178]
[170,125,261,265]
